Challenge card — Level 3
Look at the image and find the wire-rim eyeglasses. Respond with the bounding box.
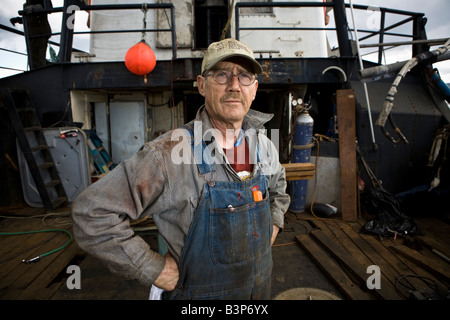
[203,70,257,86]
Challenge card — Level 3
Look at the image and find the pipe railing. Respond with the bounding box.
[15,2,177,66]
[235,1,426,61]
[1,1,429,73]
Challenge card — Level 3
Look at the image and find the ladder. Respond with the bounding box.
[1,88,67,212]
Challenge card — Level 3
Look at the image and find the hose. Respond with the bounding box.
[0,228,73,263]
[376,38,450,143]
[380,114,409,144]
[428,68,450,103]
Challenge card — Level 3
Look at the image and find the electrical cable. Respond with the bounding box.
[0,228,73,263]
[0,210,72,226]
[0,232,60,265]
[394,274,445,300]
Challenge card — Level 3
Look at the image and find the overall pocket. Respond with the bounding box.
[209,197,271,267]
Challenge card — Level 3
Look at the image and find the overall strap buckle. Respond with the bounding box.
[201,171,216,187]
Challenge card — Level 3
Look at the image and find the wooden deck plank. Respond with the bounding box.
[336,221,410,298]
[0,232,42,265]
[0,232,55,285]
[313,219,412,298]
[305,219,372,289]
[355,228,441,295]
[0,209,77,299]
[295,216,450,300]
[299,217,445,298]
[10,242,83,300]
[296,234,373,300]
[309,229,403,300]
[6,231,71,288]
[390,245,450,285]
[414,218,450,254]
[309,219,339,241]
[0,232,68,297]
[321,221,371,260]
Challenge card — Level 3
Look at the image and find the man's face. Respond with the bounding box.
[197,59,258,128]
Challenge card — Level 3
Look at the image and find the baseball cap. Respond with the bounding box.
[201,38,263,75]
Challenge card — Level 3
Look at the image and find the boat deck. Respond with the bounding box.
[0,205,449,300]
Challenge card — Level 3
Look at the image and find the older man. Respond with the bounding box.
[72,38,290,300]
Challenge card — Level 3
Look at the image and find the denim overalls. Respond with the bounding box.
[165,125,273,300]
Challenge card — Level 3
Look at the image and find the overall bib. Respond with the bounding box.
[166,126,273,300]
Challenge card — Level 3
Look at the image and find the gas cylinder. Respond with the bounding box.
[289,110,314,213]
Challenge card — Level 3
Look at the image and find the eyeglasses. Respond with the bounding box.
[204,70,257,86]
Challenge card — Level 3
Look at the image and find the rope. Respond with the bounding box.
[220,0,235,40]
[141,3,148,41]
[292,142,315,150]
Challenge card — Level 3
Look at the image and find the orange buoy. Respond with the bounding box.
[124,40,156,76]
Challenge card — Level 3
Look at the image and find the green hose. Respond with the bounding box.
[0,229,73,263]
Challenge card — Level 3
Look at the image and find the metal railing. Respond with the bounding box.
[235,1,430,62]
[0,2,177,75]
[66,3,177,60]
[0,23,29,75]
[1,1,436,76]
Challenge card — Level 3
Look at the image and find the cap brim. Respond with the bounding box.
[204,53,263,75]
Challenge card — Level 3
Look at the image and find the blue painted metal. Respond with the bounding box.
[289,111,314,213]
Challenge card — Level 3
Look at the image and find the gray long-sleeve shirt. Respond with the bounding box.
[71,106,290,286]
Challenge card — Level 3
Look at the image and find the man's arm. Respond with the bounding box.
[71,146,167,286]
[271,225,280,245]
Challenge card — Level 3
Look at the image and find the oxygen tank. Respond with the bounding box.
[289,110,314,213]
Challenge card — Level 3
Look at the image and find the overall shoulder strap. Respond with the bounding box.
[182,123,216,175]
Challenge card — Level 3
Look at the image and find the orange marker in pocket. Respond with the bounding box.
[252,186,263,202]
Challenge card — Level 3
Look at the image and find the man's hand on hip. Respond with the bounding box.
[154,253,179,291]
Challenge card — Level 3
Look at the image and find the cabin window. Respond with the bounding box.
[194,1,228,49]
